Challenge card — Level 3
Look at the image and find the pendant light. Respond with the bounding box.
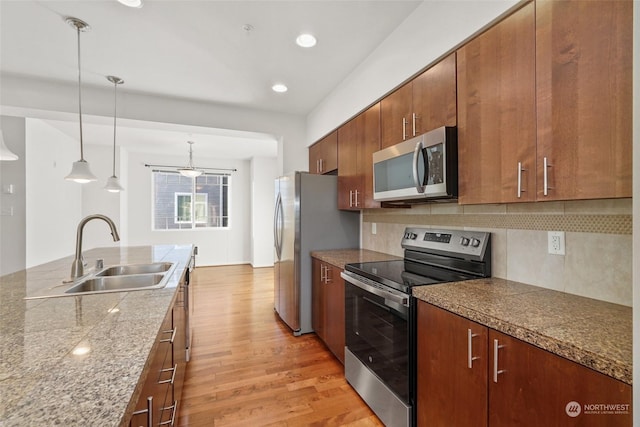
[178,141,203,178]
[0,130,18,161]
[104,75,124,192]
[64,17,97,184]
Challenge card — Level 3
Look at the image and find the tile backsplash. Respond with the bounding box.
[362,199,632,306]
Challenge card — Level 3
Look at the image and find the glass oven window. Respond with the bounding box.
[345,282,409,403]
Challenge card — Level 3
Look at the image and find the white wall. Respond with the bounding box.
[250,157,277,267]
[0,116,26,275]
[306,0,521,144]
[125,150,251,266]
[25,119,82,267]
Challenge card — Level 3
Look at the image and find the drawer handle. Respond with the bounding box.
[160,328,176,344]
[159,401,178,426]
[467,329,480,369]
[159,364,177,385]
[131,396,153,427]
[517,162,526,198]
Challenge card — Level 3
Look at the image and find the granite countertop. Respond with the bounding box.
[310,248,401,269]
[0,245,193,426]
[413,278,632,385]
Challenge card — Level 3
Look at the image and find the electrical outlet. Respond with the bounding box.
[548,231,565,255]
[371,222,377,235]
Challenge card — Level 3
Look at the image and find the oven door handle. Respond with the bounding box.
[341,272,409,307]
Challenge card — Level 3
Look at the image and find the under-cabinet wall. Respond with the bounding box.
[362,199,632,306]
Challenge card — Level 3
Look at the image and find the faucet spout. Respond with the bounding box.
[70,214,120,280]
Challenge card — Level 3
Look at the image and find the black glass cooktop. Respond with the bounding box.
[345,259,479,294]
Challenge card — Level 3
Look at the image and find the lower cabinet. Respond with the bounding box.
[417,301,632,427]
[130,284,187,427]
[311,257,345,363]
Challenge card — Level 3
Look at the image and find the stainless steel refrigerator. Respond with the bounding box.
[273,172,360,336]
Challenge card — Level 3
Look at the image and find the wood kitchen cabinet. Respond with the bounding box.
[457,1,536,205]
[308,131,338,175]
[311,257,345,363]
[380,53,456,149]
[458,0,632,205]
[417,301,632,427]
[337,103,380,210]
[535,0,632,201]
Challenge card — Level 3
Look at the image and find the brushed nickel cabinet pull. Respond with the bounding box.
[131,396,153,427]
[467,329,480,369]
[517,162,526,198]
[159,364,177,385]
[412,113,417,137]
[402,117,408,141]
[159,400,177,426]
[543,157,554,196]
[493,338,506,382]
[160,328,176,344]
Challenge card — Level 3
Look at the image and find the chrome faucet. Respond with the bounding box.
[69,214,120,280]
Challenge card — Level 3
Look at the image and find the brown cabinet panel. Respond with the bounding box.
[311,258,345,364]
[535,0,632,201]
[457,2,537,205]
[417,301,488,427]
[380,84,412,149]
[412,52,457,134]
[337,117,360,210]
[311,258,325,340]
[309,131,338,174]
[489,330,632,427]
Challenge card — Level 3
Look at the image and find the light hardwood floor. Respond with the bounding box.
[177,265,383,427]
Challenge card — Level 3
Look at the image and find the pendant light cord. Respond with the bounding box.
[76,24,85,161]
[112,81,118,176]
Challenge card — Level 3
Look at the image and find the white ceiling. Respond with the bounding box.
[0,0,422,158]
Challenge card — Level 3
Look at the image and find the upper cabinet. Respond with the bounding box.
[458,0,632,205]
[308,131,338,175]
[457,2,537,205]
[381,53,457,149]
[338,103,381,210]
[535,0,632,201]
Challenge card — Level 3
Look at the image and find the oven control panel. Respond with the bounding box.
[401,227,490,261]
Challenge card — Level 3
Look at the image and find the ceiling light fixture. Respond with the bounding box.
[272,83,288,93]
[296,33,317,48]
[0,130,18,161]
[178,141,203,178]
[104,75,125,193]
[117,0,143,8]
[64,17,97,184]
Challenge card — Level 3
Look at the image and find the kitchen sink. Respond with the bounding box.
[95,262,174,277]
[64,274,166,294]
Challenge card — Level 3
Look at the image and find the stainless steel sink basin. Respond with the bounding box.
[64,274,166,294]
[95,262,174,277]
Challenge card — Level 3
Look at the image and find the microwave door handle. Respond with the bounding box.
[412,140,426,193]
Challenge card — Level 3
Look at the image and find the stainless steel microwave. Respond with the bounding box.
[373,126,458,202]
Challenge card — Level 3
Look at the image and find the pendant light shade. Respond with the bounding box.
[64,17,97,184]
[0,131,19,161]
[178,141,203,178]
[104,75,124,193]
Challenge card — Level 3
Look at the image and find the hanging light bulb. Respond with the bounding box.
[0,130,18,161]
[64,17,97,184]
[178,141,203,177]
[104,75,124,193]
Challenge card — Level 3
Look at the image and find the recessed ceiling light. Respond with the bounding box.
[117,0,143,8]
[272,83,288,93]
[296,33,317,48]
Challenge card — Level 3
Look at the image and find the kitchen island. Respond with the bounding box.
[0,244,193,426]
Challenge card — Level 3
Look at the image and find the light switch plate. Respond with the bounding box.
[371,222,377,235]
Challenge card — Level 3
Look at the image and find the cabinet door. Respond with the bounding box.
[457,2,536,205]
[535,0,632,201]
[412,53,457,134]
[358,103,381,209]
[489,330,632,427]
[380,83,412,149]
[324,264,345,364]
[337,117,360,210]
[417,302,488,427]
[308,142,322,174]
[309,132,338,175]
[311,258,325,341]
[172,282,187,404]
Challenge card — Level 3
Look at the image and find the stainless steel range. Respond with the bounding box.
[341,227,492,427]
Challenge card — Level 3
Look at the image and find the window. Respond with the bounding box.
[153,171,229,230]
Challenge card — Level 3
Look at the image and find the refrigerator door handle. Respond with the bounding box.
[274,192,283,260]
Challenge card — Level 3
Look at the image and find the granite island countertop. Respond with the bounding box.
[0,244,193,426]
[413,278,632,385]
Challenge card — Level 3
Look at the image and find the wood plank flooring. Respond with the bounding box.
[177,265,383,427]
